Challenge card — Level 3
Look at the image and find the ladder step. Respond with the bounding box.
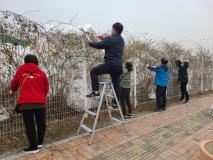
[105,94,114,98]
[99,82,111,85]
[85,110,97,116]
[80,124,93,133]
[90,96,101,100]
[109,106,119,111]
[111,117,123,123]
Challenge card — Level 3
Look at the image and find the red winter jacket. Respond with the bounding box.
[10,63,49,104]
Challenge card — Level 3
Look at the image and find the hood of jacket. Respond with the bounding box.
[19,63,40,74]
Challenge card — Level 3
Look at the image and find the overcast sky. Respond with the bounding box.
[1,0,213,49]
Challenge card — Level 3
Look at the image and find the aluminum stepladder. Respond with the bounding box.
[77,81,128,145]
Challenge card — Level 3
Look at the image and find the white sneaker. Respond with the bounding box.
[37,144,43,149]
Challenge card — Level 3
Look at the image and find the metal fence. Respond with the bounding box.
[1,56,213,144]
[136,56,213,102]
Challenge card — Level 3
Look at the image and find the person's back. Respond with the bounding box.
[147,58,169,111]
[178,66,188,83]
[120,67,131,88]
[103,35,124,66]
[176,59,188,83]
[10,55,49,153]
[119,62,133,117]
[182,61,189,82]
[10,63,49,106]
[155,65,169,87]
[175,60,190,102]
[87,22,125,98]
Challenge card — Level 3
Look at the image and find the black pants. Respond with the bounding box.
[180,82,189,100]
[22,108,46,148]
[119,87,132,116]
[156,85,167,109]
[90,63,123,98]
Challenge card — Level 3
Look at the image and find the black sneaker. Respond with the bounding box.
[86,92,100,98]
[24,147,39,154]
[126,114,133,117]
[112,103,118,109]
[162,108,166,111]
[112,98,118,108]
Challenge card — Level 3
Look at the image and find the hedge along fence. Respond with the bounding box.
[0,11,102,146]
[0,10,213,150]
[124,38,213,103]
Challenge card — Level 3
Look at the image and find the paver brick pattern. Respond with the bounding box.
[94,110,212,160]
[16,96,213,160]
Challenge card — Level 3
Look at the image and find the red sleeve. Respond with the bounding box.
[43,73,49,96]
[10,70,21,92]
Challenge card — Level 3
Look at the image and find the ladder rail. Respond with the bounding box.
[89,84,106,145]
[78,81,128,145]
[110,83,128,133]
[105,95,112,119]
[77,111,87,135]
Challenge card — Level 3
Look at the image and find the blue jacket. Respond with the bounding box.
[89,35,124,66]
[148,65,169,87]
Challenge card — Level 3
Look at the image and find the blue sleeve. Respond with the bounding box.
[155,66,161,72]
[89,37,110,49]
[147,66,156,72]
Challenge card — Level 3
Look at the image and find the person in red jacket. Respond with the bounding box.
[10,54,49,154]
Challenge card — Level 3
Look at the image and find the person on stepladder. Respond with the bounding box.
[119,62,133,119]
[147,58,169,112]
[86,22,124,102]
[175,60,189,103]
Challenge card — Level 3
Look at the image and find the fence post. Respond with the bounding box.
[212,61,213,91]
[200,56,204,92]
[83,60,88,110]
[188,70,192,93]
[133,62,137,108]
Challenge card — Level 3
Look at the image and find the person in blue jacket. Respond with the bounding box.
[147,58,169,112]
[86,22,124,99]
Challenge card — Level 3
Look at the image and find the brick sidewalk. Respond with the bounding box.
[15,96,213,160]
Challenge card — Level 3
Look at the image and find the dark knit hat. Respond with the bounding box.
[183,61,189,68]
[175,59,182,66]
[161,58,168,65]
[112,22,123,34]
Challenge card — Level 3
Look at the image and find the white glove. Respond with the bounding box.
[9,90,13,95]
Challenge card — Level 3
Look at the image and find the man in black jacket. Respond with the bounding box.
[175,60,189,103]
[86,22,124,98]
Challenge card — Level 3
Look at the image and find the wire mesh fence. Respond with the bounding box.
[1,10,213,156]
[1,58,213,143]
